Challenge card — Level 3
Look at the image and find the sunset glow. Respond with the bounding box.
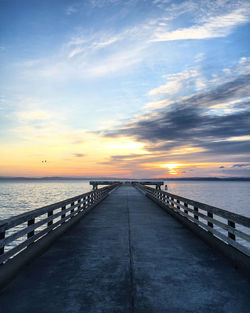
[161,164,180,175]
[0,0,249,178]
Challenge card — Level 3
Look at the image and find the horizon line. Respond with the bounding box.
[0,176,250,181]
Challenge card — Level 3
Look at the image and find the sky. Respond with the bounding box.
[0,0,250,178]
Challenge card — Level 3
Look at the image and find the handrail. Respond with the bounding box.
[0,183,120,264]
[133,183,250,257]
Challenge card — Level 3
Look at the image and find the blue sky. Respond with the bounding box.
[0,0,250,177]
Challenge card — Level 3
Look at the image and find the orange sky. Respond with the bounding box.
[0,132,241,178]
[1,0,250,178]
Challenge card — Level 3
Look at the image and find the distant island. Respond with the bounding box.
[0,176,250,181]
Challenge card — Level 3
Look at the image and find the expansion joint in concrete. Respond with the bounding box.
[127,192,135,313]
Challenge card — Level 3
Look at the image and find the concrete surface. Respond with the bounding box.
[0,185,249,313]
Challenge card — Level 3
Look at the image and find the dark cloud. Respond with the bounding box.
[110,154,149,161]
[217,167,250,176]
[232,163,250,168]
[106,106,250,145]
[201,140,250,155]
[219,166,225,168]
[73,153,85,158]
[104,75,250,158]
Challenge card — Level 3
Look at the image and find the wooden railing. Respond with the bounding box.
[0,184,120,264]
[134,183,250,257]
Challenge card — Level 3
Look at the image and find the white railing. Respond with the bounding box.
[0,184,120,264]
[134,183,250,257]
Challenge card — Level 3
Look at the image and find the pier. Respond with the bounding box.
[90,180,164,190]
[0,182,249,312]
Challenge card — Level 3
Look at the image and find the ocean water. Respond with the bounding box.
[0,180,249,220]
[0,180,92,220]
[165,181,250,217]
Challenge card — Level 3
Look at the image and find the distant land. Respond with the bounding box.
[0,176,250,181]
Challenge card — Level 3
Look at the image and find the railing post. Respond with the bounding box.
[71,202,75,214]
[207,212,213,230]
[157,191,160,200]
[176,199,180,211]
[78,198,81,211]
[162,194,167,204]
[0,230,5,256]
[48,210,53,227]
[27,218,35,238]
[166,195,170,205]
[85,195,89,209]
[184,202,188,215]
[61,206,66,220]
[194,206,199,220]
[171,197,174,209]
[161,193,164,203]
[228,220,236,241]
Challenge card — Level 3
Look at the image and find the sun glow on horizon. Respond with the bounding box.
[161,163,181,175]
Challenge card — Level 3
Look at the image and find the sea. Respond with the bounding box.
[0,180,249,220]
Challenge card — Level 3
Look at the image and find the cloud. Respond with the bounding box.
[219,166,225,168]
[85,47,144,76]
[73,153,85,158]
[110,153,149,161]
[202,140,250,155]
[145,57,250,111]
[153,0,200,20]
[148,69,199,96]
[8,97,70,143]
[29,52,141,80]
[15,110,51,121]
[89,0,121,8]
[67,34,120,59]
[104,74,250,158]
[148,79,182,96]
[66,0,121,15]
[238,57,250,75]
[22,28,148,80]
[232,163,250,168]
[17,1,250,83]
[65,5,79,15]
[144,99,173,110]
[152,8,250,41]
[194,53,205,63]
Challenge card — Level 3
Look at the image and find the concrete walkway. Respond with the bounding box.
[0,185,249,313]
